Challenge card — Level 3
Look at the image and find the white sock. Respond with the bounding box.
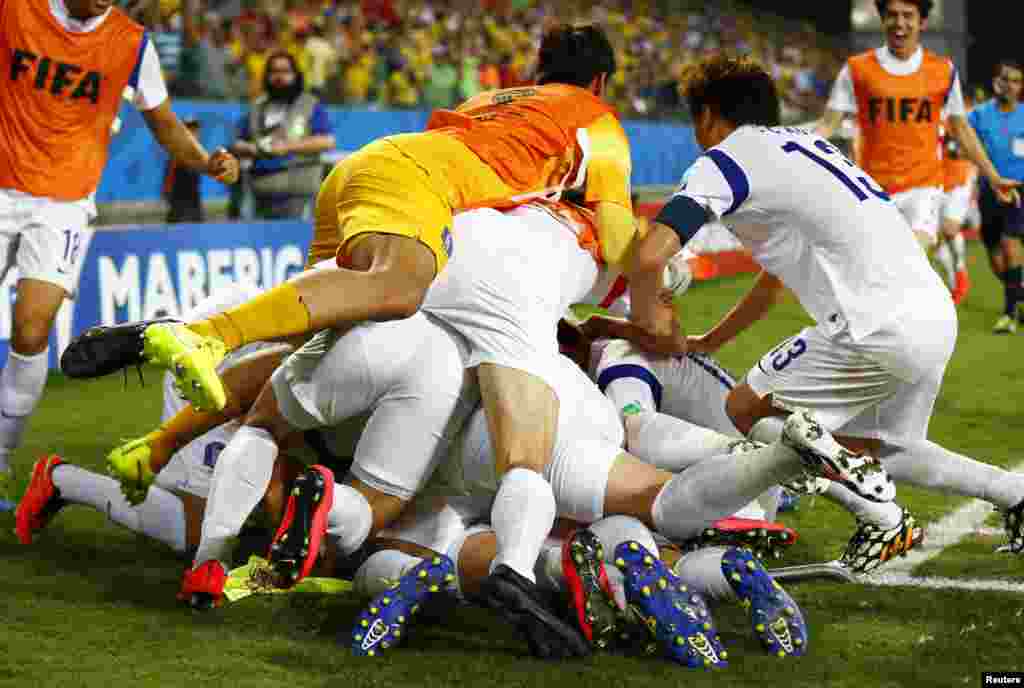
[652,442,803,542]
[880,440,1024,509]
[194,426,277,566]
[672,546,735,602]
[588,515,659,559]
[0,348,49,470]
[603,377,657,417]
[823,481,903,529]
[625,411,736,471]
[353,549,420,598]
[934,242,956,288]
[748,416,784,445]
[327,483,374,556]
[51,464,186,552]
[951,233,967,272]
[490,467,556,582]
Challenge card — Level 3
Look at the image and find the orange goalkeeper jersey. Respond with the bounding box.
[0,0,147,200]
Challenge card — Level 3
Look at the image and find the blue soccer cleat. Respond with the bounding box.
[613,541,728,669]
[351,554,457,657]
[720,547,808,658]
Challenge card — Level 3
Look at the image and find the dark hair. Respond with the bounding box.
[263,51,305,101]
[536,24,616,88]
[681,54,780,128]
[995,59,1024,76]
[875,0,933,20]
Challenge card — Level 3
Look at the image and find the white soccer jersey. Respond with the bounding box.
[675,125,947,340]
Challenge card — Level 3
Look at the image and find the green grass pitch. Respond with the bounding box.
[1,244,1022,687]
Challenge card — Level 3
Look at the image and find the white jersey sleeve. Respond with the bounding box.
[826,64,857,114]
[130,37,169,111]
[944,68,966,118]
[674,152,744,221]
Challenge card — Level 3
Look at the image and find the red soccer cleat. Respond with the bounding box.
[267,465,335,588]
[177,560,228,610]
[561,528,621,648]
[15,455,66,545]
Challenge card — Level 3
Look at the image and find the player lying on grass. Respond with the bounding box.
[633,53,1024,564]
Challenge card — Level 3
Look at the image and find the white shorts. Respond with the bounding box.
[941,183,972,227]
[0,188,95,296]
[430,354,624,523]
[590,339,740,436]
[377,494,493,555]
[891,186,942,243]
[422,206,599,391]
[745,301,957,444]
[272,313,478,500]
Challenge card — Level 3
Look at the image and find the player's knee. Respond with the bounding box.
[725,385,760,436]
[10,317,54,355]
[243,387,293,443]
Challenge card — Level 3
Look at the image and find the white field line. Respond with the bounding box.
[860,463,1024,593]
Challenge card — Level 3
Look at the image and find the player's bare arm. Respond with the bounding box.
[141,101,239,184]
[947,114,1022,206]
[688,270,785,354]
[815,108,845,140]
[621,220,687,355]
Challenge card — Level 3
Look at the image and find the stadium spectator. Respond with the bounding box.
[176,2,234,99]
[230,52,336,219]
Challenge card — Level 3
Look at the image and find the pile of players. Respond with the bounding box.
[11,2,1024,670]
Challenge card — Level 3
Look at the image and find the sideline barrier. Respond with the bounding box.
[99,101,701,203]
[0,210,761,370]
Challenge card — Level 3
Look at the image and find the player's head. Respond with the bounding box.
[536,24,616,97]
[264,51,305,103]
[64,0,113,20]
[875,0,931,59]
[993,60,1024,106]
[680,54,780,150]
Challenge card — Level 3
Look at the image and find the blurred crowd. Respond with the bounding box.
[125,0,847,123]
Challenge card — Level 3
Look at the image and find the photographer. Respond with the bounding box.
[230,51,335,219]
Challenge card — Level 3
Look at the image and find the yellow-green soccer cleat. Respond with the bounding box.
[106,435,157,505]
[0,467,16,512]
[143,323,228,411]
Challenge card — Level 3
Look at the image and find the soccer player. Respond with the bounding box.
[936,134,977,304]
[817,0,1019,254]
[968,60,1024,333]
[653,54,1024,568]
[0,0,239,509]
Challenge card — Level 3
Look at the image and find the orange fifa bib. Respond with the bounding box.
[0,1,146,200]
[849,50,954,194]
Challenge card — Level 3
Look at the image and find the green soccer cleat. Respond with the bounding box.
[106,435,157,505]
[143,323,228,411]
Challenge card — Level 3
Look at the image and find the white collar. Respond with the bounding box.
[49,0,111,33]
[875,44,923,76]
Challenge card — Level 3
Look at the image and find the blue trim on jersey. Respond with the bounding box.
[685,352,736,390]
[128,32,149,91]
[597,364,663,411]
[706,149,749,215]
[654,195,708,248]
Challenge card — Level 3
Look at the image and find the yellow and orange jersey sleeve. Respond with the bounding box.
[582,113,633,208]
